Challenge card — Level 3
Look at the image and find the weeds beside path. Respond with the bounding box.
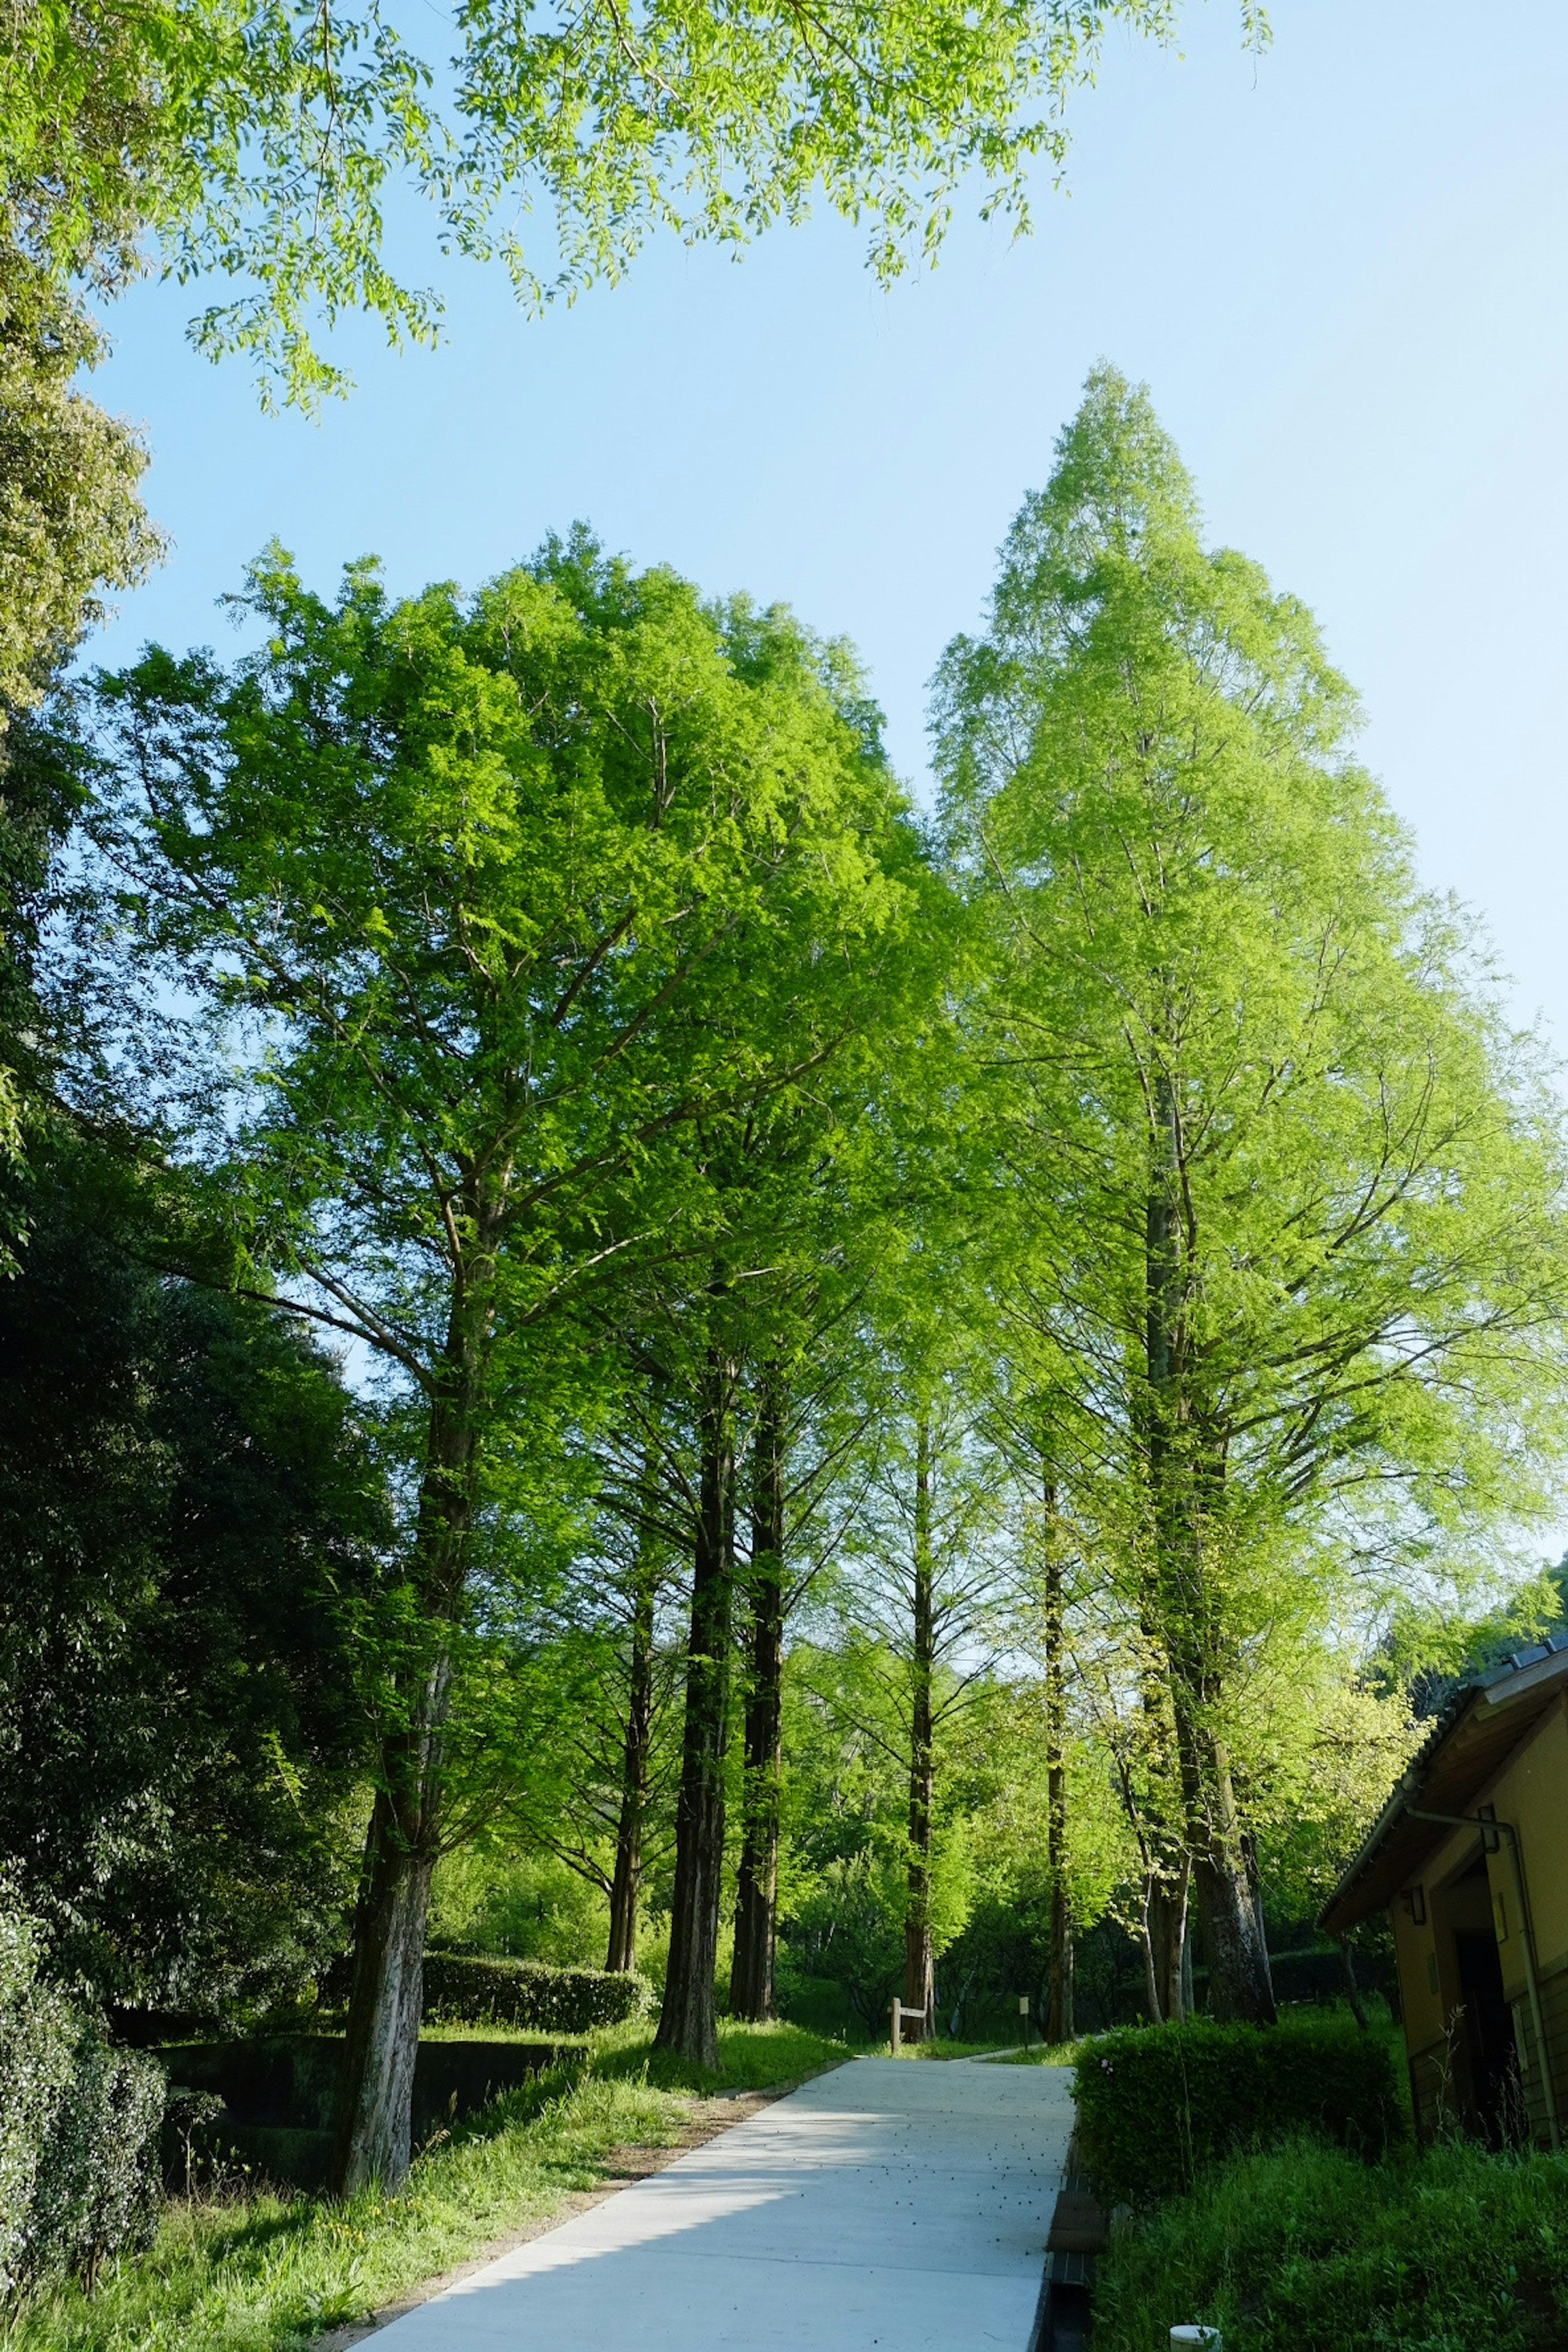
[1093,2133,1568,2351]
[7,2022,847,2352]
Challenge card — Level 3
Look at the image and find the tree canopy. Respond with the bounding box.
[4,0,1265,407]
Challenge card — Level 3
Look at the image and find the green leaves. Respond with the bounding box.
[0,2,1267,409]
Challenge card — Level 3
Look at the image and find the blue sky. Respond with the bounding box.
[89,1,1568,1049]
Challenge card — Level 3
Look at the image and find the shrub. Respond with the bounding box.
[1074,2012,1404,2207]
[421,1952,652,2035]
[0,1904,165,2302]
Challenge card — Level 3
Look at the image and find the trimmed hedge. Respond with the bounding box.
[1073,2013,1405,2208]
[0,1904,165,2302]
[421,1952,652,2035]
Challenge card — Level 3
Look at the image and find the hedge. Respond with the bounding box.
[421,1952,653,2034]
[0,1903,165,2302]
[1073,2012,1405,2208]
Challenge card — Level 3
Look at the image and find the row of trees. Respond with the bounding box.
[7,368,1567,2199]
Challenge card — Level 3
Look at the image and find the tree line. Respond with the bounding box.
[7,360,1568,2200]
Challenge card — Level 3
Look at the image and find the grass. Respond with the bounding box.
[1092,2133,1568,2351]
[989,2039,1079,2067]
[7,2021,847,2352]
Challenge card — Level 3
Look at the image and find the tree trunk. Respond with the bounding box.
[1138,1877,1163,2024]
[332,1299,483,2196]
[655,1349,735,2067]
[1176,1712,1275,2023]
[1339,1934,1369,2030]
[1147,1853,1190,2025]
[1042,1485,1073,2043]
[605,1515,657,1973]
[732,1374,786,2022]
[332,1785,437,2194]
[905,1414,935,2038]
[1144,1067,1274,2027]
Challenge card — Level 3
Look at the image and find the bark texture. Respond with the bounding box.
[904,1414,935,2038]
[332,1805,435,2193]
[731,1376,786,2022]
[655,1351,735,2067]
[332,1276,488,2196]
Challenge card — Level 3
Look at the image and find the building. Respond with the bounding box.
[1320,1635,1568,2149]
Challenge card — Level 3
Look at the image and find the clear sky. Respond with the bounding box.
[88,0,1568,1052]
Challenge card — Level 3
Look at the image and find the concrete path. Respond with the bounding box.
[376,2057,1075,2352]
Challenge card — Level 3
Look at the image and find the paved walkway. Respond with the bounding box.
[376,2057,1074,2352]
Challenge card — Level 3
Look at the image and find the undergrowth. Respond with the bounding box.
[1093,2133,1568,2351]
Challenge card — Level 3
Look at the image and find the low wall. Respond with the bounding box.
[158,2034,564,2189]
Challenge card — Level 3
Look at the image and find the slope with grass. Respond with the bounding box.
[1093,2135,1568,2351]
[9,2022,846,2352]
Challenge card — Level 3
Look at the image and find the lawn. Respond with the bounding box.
[1092,2133,1568,2351]
[8,2022,847,2352]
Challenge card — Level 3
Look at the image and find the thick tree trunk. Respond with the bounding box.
[905,1414,935,2038]
[332,1786,436,2193]
[332,1279,487,2197]
[732,1376,786,2022]
[655,1350,735,2068]
[605,1531,657,1973]
[1176,1713,1275,2024]
[1042,1488,1073,2044]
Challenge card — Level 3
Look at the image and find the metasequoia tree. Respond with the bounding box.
[496,1449,685,1976]
[5,1,1261,408]
[82,537,918,2184]
[728,1266,898,2023]
[934,366,1568,2024]
[835,1327,1011,2034]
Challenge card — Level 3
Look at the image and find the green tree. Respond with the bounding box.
[0,1138,384,2018]
[934,366,1568,2024]
[0,255,160,1211]
[82,535,921,2183]
[5,0,1263,408]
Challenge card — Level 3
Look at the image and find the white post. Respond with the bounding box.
[891,1998,902,2056]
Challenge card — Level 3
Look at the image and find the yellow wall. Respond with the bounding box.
[1483,1697,1568,1994]
[1386,1690,1568,2144]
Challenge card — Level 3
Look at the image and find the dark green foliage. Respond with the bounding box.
[0,1903,165,2303]
[1094,2136,1568,2351]
[0,1141,385,2016]
[1074,2014,1405,2208]
[421,1953,652,2035]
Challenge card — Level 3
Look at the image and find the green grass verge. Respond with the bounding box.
[988,2040,1079,2067]
[1093,2134,1568,2350]
[8,2022,847,2352]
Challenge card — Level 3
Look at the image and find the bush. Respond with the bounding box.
[421,1952,652,2035]
[1092,2136,1568,2351]
[0,1904,165,2302]
[1074,2012,1404,2207]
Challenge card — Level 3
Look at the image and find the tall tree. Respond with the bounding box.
[81,537,921,2182]
[835,1333,1010,2036]
[935,366,1568,2023]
